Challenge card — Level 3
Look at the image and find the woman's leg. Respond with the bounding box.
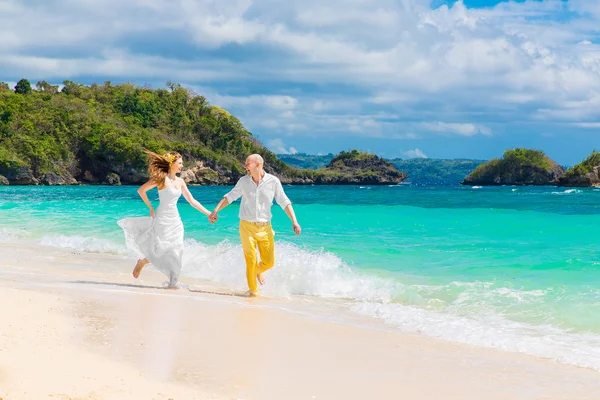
[133,258,149,278]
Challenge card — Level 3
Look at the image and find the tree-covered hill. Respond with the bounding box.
[313,150,407,185]
[0,80,403,186]
[559,150,600,186]
[461,148,565,186]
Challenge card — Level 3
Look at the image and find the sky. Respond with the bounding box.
[1,0,600,164]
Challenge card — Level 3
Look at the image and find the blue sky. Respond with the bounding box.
[1,0,600,164]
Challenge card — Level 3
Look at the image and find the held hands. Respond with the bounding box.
[208,211,218,224]
[292,222,301,235]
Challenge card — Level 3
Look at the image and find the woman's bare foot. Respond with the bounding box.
[257,273,266,285]
[132,259,147,279]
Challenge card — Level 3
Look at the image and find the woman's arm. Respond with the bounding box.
[137,180,158,217]
[208,197,229,223]
[180,180,211,216]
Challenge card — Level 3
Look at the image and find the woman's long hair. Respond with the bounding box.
[143,149,182,189]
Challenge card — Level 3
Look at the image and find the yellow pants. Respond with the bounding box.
[239,220,276,294]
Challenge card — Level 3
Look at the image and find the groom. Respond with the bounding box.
[209,154,301,296]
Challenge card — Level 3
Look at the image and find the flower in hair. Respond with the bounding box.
[166,154,177,164]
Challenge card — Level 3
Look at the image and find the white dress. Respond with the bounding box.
[118,185,184,286]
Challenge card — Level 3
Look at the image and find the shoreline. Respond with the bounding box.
[1,241,600,399]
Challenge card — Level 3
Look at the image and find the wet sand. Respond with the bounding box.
[1,242,600,400]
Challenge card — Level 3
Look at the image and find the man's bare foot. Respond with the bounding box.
[257,273,266,285]
[248,291,260,297]
[132,259,147,279]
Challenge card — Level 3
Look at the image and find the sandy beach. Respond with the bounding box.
[1,241,600,400]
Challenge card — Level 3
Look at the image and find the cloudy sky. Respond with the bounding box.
[1,0,600,164]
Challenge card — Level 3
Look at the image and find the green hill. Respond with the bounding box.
[313,150,407,185]
[0,80,403,186]
[462,148,565,186]
[559,150,600,186]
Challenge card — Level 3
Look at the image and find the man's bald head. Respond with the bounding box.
[244,154,265,177]
[247,154,264,166]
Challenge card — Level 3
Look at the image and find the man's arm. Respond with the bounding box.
[274,180,300,235]
[209,179,244,223]
[284,204,301,235]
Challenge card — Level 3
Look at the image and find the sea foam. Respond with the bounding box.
[40,234,127,254]
[9,232,600,371]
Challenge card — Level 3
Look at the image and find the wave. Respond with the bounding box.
[40,234,127,254]
[5,231,600,371]
[552,189,582,195]
[352,301,600,371]
[182,239,395,301]
[181,240,600,370]
[0,227,30,241]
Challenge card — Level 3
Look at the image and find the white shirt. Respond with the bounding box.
[224,173,292,222]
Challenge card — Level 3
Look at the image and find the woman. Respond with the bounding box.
[118,150,211,288]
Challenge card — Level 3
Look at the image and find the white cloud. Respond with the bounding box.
[402,149,428,159]
[266,138,297,154]
[265,96,298,110]
[572,122,600,128]
[213,94,298,110]
[420,122,492,136]
[2,0,600,143]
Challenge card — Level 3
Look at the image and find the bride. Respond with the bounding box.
[118,150,212,288]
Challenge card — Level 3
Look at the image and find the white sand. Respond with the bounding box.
[1,242,600,400]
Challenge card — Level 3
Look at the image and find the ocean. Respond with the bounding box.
[2,184,600,370]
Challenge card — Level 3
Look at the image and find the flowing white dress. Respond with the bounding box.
[118,185,184,286]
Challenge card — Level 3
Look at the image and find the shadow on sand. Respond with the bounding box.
[70,280,250,298]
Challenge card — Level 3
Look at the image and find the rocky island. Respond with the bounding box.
[461,148,565,186]
[558,151,600,187]
[309,150,407,185]
[0,80,404,186]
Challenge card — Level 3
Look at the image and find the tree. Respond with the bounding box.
[61,80,81,96]
[36,80,59,94]
[166,81,181,92]
[0,82,9,92]
[14,79,32,95]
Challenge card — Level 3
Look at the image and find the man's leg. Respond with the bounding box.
[239,221,259,295]
[256,226,276,285]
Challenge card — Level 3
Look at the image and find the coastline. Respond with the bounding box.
[1,242,600,399]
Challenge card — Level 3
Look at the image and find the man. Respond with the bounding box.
[209,154,301,296]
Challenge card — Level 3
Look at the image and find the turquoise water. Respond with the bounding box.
[2,184,600,369]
